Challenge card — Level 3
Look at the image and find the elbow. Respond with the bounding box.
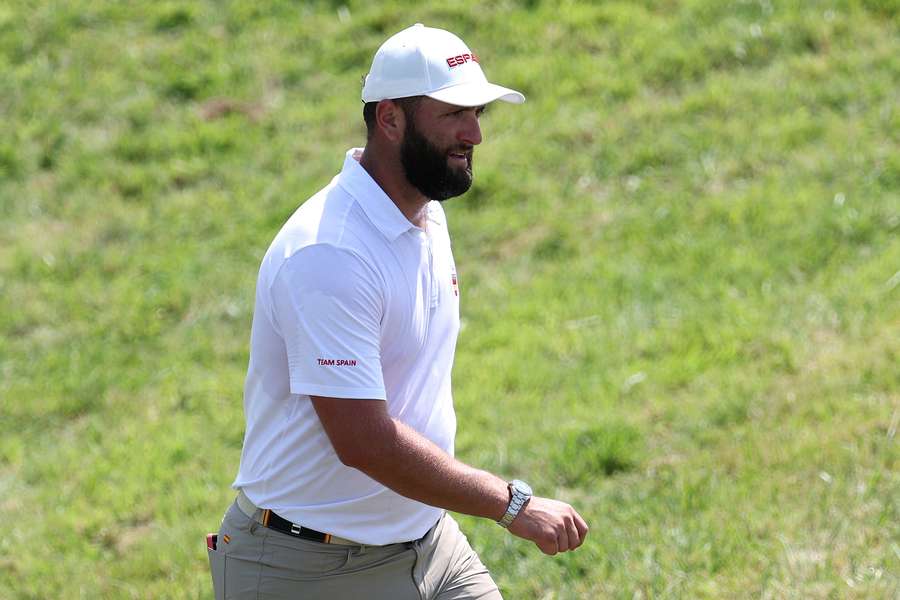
[330,425,396,472]
[333,443,370,470]
[331,433,387,471]
[310,398,397,471]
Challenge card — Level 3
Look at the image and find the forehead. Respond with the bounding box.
[416,97,482,115]
[418,97,461,113]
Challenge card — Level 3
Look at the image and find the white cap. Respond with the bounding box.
[361,24,525,107]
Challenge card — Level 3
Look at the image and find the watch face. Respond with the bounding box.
[512,479,532,496]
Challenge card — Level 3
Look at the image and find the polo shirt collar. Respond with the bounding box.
[338,148,418,242]
[426,202,444,227]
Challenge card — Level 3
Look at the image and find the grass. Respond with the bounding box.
[1,0,898,598]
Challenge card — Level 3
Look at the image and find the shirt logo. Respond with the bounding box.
[446,53,479,69]
[316,358,358,366]
[451,270,459,297]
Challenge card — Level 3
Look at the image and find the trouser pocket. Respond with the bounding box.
[207,534,225,600]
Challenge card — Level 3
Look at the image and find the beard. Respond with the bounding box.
[399,118,473,201]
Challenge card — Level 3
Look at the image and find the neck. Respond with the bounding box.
[359,144,430,229]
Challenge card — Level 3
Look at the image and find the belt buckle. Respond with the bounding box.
[290,523,302,536]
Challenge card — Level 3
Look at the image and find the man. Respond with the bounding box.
[209,23,588,599]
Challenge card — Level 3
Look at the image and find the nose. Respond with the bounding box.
[457,111,482,147]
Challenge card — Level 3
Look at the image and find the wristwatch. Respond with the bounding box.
[497,479,532,528]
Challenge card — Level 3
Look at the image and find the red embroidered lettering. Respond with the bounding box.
[447,52,481,69]
[317,358,357,367]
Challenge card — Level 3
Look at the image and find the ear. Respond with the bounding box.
[374,100,406,143]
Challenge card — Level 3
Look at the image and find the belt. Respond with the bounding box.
[236,489,360,546]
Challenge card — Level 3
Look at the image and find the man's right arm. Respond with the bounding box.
[311,395,589,555]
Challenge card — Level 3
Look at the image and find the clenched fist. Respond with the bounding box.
[507,496,589,555]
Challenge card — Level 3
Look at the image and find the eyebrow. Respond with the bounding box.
[445,105,487,117]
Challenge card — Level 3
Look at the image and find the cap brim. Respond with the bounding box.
[426,81,525,107]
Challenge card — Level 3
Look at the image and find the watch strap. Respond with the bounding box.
[497,481,531,528]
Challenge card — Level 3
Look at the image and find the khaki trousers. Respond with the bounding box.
[209,499,502,599]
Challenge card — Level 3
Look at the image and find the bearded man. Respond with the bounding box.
[209,23,588,600]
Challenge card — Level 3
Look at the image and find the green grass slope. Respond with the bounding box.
[1,1,898,598]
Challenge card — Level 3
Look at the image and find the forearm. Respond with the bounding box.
[350,418,589,556]
[344,416,510,521]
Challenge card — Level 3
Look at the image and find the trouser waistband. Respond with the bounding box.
[235,489,360,546]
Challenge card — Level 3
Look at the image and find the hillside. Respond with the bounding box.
[1,1,898,598]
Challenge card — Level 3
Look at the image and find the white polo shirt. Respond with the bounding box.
[232,148,461,545]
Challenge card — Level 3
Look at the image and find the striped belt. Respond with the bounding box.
[236,489,360,546]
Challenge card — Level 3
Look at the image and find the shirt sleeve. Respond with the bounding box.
[269,244,386,400]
